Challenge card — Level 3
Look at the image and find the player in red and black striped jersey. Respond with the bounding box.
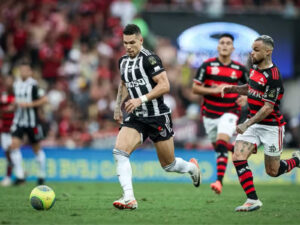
[193,33,248,195]
[222,35,300,212]
[0,76,15,186]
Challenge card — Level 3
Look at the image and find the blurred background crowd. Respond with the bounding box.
[0,0,300,150]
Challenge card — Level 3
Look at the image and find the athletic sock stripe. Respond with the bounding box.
[242,180,254,190]
[216,140,227,146]
[217,172,225,176]
[113,149,130,157]
[217,165,227,171]
[239,171,253,182]
[234,160,247,167]
[163,160,176,170]
[217,157,228,164]
[245,187,256,194]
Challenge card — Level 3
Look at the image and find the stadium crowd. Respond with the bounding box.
[0,0,299,149]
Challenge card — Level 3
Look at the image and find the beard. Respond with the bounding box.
[252,57,264,65]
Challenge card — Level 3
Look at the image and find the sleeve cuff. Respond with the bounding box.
[262,98,276,105]
[193,79,202,85]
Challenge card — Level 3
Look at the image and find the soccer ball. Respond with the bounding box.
[29,185,56,210]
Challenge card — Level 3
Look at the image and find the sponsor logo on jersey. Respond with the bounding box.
[211,67,220,75]
[125,78,146,88]
[248,88,262,98]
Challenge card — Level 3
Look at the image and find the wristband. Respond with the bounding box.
[140,95,148,103]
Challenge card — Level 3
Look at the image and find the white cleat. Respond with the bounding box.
[235,199,263,212]
[1,176,12,187]
[189,158,201,187]
[292,151,300,167]
[113,196,138,210]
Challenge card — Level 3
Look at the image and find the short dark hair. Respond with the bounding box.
[255,35,274,48]
[123,24,141,36]
[19,58,31,67]
[219,33,234,41]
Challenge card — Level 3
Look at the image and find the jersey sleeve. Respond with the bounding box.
[262,75,282,105]
[143,54,165,78]
[32,85,46,100]
[193,63,207,85]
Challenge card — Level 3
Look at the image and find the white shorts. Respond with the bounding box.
[203,113,239,143]
[236,123,285,157]
[1,132,12,151]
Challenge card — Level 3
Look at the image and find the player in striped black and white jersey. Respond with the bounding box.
[112,24,201,210]
[10,60,48,185]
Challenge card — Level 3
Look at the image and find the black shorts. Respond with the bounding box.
[122,113,174,143]
[11,124,45,144]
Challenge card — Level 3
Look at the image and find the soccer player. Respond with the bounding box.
[112,24,201,210]
[0,76,15,186]
[192,33,248,194]
[222,35,300,212]
[10,60,48,185]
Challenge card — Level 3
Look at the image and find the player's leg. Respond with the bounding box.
[31,142,46,185]
[233,125,262,212]
[263,126,299,177]
[154,138,201,187]
[10,135,25,184]
[113,126,141,210]
[1,133,13,186]
[29,125,46,185]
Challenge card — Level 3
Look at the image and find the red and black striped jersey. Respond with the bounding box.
[247,64,285,126]
[0,91,15,133]
[194,57,248,118]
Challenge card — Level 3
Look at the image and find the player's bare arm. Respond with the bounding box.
[221,84,248,97]
[192,83,226,96]
[18,96,48,108]
[124,71,170,113]
[114,81,128,123]
[236,101,274,134]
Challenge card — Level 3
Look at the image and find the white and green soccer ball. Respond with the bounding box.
[29,185,56,210]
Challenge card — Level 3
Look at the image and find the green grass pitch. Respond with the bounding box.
[0,182,299,225]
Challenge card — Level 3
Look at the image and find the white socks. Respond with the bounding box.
[163,157,195,174]
[35,150,46,178]
[113,149,134,200]
[10,149,25,179]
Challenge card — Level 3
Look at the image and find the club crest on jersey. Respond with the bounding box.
[211,67,220,75]
[230,71,237,79]
[268,89,276,98]
[148,56,157,65]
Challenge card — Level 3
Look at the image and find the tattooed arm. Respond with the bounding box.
[114,81,129,124]
[237,101,274,134]
[221,84,249,97]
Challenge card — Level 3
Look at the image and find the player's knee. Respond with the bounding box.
[232,152,244,161]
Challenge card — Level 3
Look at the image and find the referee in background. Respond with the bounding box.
[10,59,48,185]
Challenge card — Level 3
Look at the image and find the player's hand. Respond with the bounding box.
[236,96,247,107]
[18,102,32,108]
[236,123,249,134]
[221,85,233,98]
[125,98,142,114]
[113,108,123,124]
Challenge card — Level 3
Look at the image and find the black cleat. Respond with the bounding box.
[13,178,26,186]
[37,178,45,185]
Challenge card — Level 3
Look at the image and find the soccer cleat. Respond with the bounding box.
[210,180,222,194]
[292,151,300,167]
[13,178,26,186]
[113,196,138,210]
[37,178,45,185]
[189,158,201,187]
[235,198,263,212]
[1,176,12,187]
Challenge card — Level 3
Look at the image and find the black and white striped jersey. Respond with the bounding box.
[12,77,45,128]
[119,47,171,117]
